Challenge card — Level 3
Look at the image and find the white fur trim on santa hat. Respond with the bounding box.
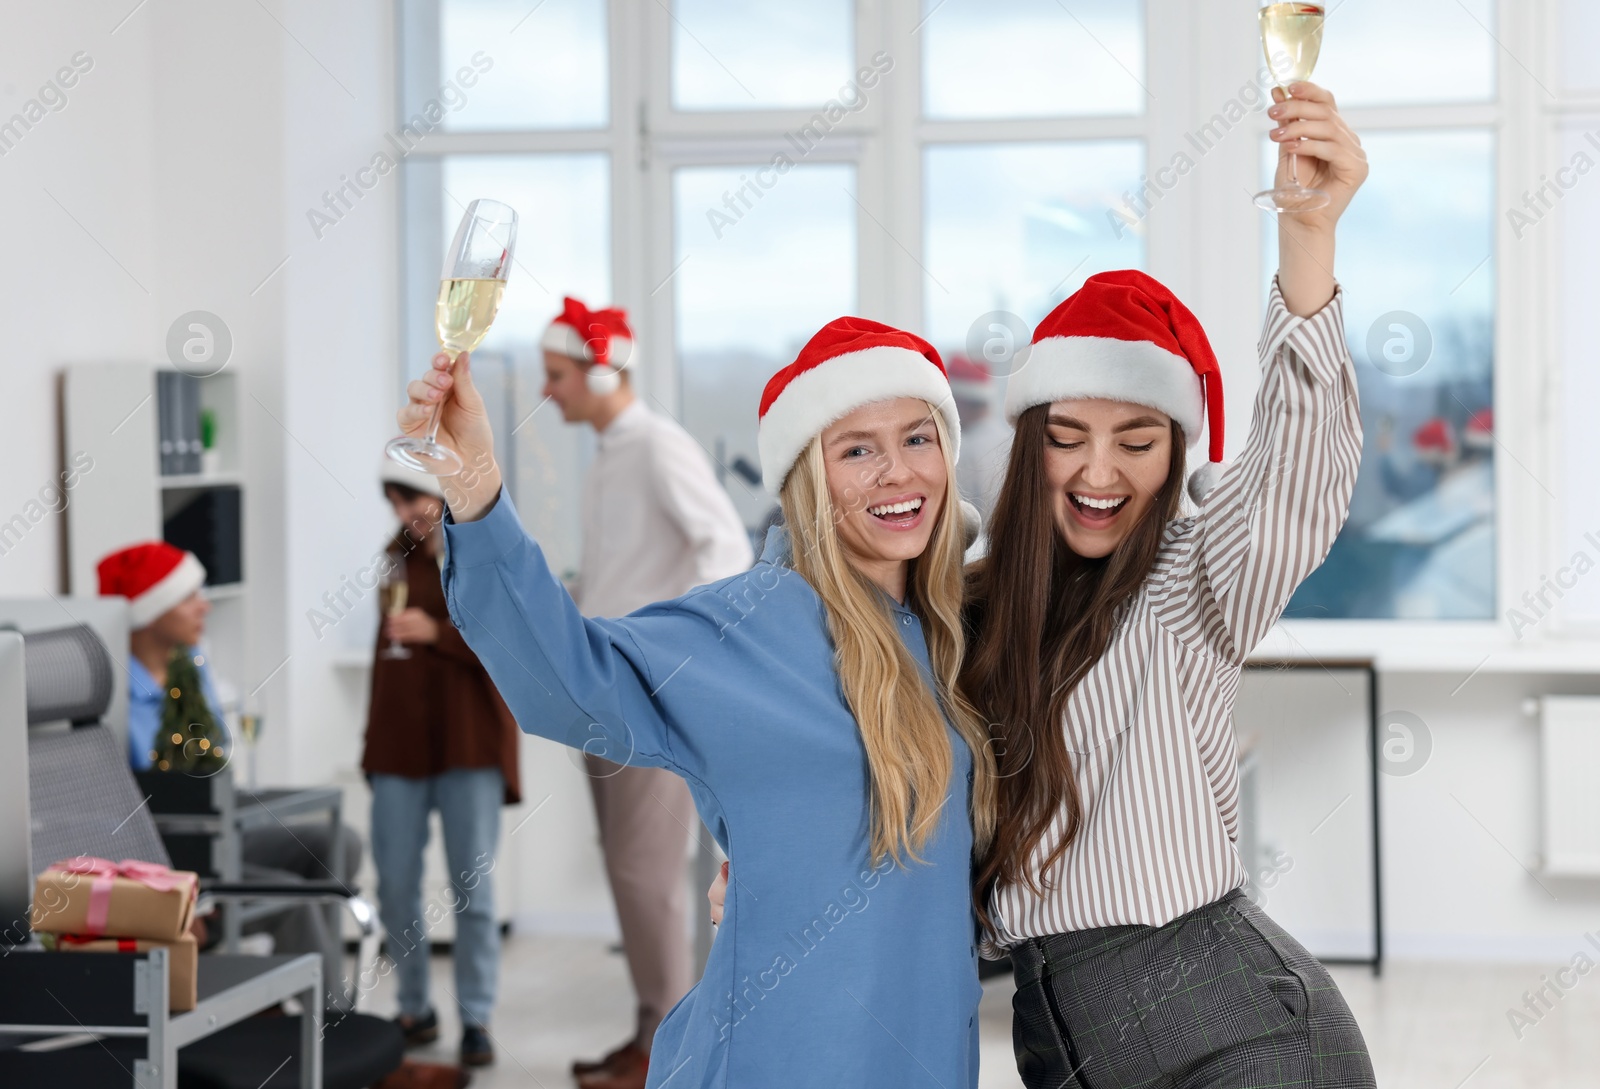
[1004,336,1205,445]
[540,322,635,368]
[758,346,962,495]
[380,458,445,499]
[130,551,207,629]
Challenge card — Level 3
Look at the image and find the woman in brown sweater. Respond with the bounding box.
[362,462,519,1068]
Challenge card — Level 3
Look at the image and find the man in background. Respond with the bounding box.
[540,296,752,1089]
[98,541,363,1011]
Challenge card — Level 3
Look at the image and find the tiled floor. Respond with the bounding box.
[365,935,1600,1088]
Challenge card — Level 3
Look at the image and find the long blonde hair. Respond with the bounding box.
[779,406,996,866]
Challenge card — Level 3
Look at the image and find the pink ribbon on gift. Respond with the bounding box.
[48,857,192,937]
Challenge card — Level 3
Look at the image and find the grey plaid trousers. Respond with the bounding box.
[1009,890,1376,1088]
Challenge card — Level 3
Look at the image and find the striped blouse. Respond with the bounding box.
[984,280,1363,951]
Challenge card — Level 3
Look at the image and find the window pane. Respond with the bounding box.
[922,0,1145,119]
[672,0,854,111]
[1309,0,1494,106]
[403,154,611,572]
[923,141,1145,514]
[1265,131,1496,620]
[406,0,608,131]
[1560,0,1600,93]
[441,155,611,349]
[674,164,857,528]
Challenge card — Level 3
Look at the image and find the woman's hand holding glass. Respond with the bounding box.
[1266,82,1367,233]
[397,351,503,523]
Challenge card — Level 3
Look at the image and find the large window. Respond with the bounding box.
[1270,2,1498,620]
[398,0,1530,631]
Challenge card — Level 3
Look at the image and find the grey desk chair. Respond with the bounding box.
[0,624,402,1089]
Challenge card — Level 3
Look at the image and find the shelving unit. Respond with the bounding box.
[62,364,248,705]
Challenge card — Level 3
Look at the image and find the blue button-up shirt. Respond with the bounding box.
[442,488,981,1088]
[126,649,223,770]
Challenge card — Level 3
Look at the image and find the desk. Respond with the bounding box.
[1244,657,1381,976]
[0,950,321,1089]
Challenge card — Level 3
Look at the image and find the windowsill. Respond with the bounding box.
[1252,621,1600,674]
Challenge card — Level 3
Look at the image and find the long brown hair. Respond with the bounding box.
[781,407,997,866]
[963,404,1185,934]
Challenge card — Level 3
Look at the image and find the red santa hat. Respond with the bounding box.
[945,354,992,405]
[540,296,635,390]
[1004,270,1226,502]
[758,317,961,495]
[97,541,207,630]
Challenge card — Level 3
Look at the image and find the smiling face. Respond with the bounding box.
[817,397,948,600]
[1043,398,1175,558]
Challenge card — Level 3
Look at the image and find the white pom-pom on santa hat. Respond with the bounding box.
[758,317,961,496]
[1004,269,1227,502]
[97,541,208,630]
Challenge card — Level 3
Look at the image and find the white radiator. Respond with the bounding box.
[1541,696,1600,876]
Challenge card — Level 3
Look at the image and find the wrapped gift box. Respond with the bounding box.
[31,857,197,942]
[43,932,199,1011]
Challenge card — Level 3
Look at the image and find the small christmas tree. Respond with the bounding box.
[151,647,229,776]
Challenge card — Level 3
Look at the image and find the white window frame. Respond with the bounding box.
[397,0,1581,662]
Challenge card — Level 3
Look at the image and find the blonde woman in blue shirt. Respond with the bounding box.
[396,317,996,1089]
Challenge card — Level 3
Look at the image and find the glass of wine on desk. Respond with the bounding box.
[1254,2,1329,214]
[379,557,412,660]
[386,198,518,475]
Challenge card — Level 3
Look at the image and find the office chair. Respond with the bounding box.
[1,624,405,1088]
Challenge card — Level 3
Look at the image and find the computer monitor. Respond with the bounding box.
[0,632,30,942]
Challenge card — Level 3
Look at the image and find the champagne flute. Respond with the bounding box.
[386,198,518,475]
[379,557,412,661]
[1253,2,1330,214]
[238,697,263,790]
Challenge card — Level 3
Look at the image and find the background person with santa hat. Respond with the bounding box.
[396,313,996,1089]
[362,460,522,1068]
[97,540,363,1013]
[536,296,752,1089]
[965,81,1376,1087]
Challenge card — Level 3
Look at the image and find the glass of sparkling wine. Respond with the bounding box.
[386,198,518,475]
[379,557,412,660]
[1254,2,1329,214]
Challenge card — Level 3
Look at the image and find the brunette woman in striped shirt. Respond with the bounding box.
[965,81,1376,1087]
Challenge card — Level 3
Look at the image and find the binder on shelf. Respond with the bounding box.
[157,372,205,476]
[163,485,242,586]
[183,374,202,475]
[157,372,177,475]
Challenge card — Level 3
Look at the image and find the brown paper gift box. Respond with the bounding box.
[44,932,200,1012]
[31,859,198,942]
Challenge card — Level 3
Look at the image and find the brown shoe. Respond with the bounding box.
[571,1041,644,1078]
[575,1045,648,1089]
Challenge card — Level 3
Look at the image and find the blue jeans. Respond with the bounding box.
[368,768,503,1028]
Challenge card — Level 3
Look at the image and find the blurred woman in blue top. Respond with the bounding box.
[397,316,997,1089]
